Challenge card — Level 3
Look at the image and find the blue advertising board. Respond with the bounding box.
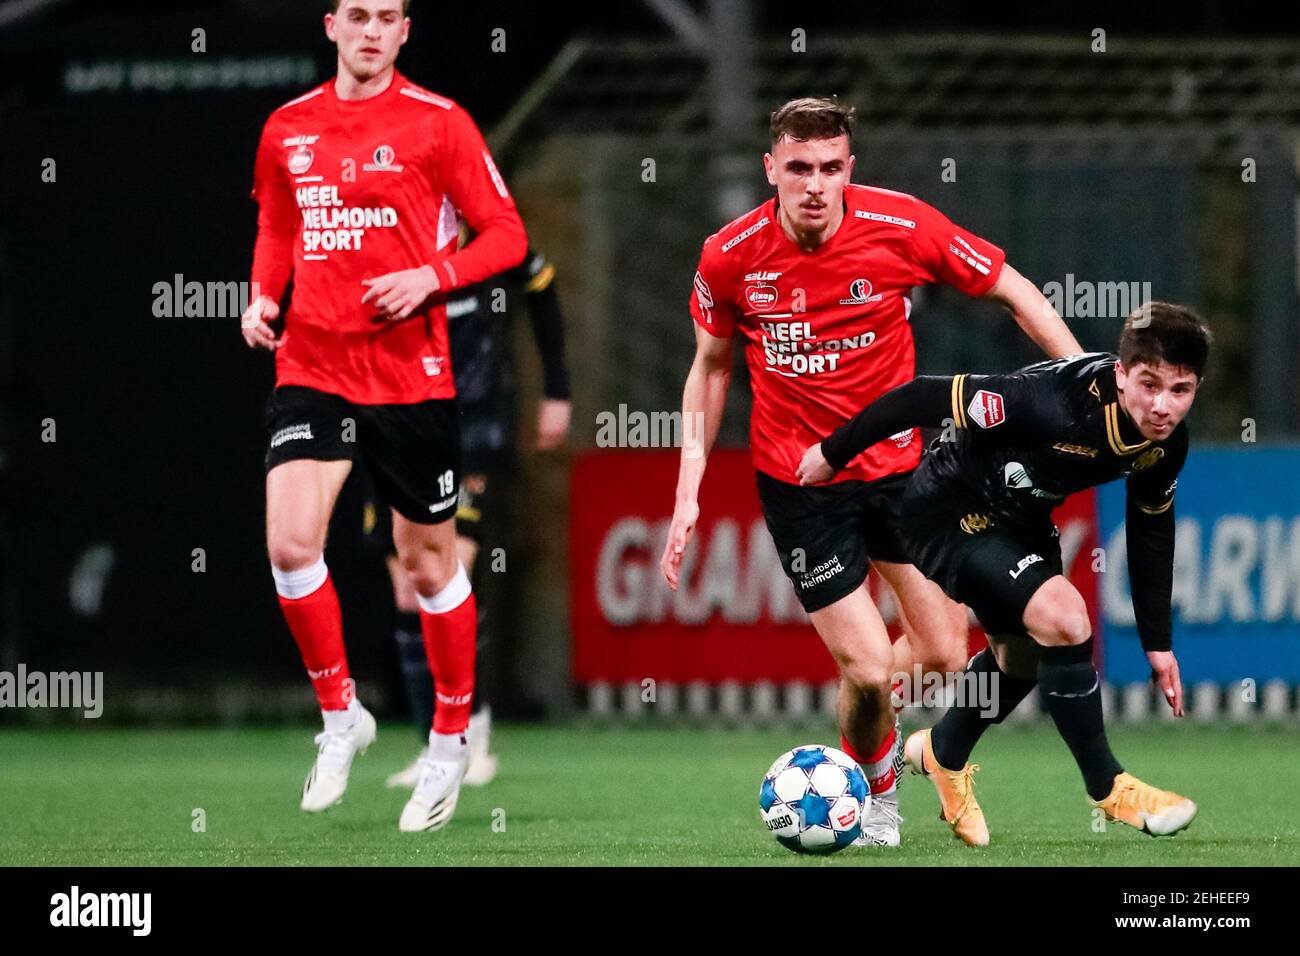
[1097,446,1300,684]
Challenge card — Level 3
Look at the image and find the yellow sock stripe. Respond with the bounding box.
[1137,498,1174,515]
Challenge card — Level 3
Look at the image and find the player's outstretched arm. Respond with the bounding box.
[799,376,955,485]
[1126,501,1184,716]
[660,323,733,590]
[1125,423,1189,715]
[985,263,1083,360]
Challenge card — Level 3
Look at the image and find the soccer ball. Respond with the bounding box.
[759,745,870,854]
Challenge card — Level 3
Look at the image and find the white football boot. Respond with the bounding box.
[854,713,904,846]
[855,790,903,846]
[463,707,499,787]
[385,747,427,789]
[399,733,469,832]
[301,701,377,812]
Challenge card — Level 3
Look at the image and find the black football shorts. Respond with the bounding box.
[901,494,1063,638]
[360,467,497,555]
[264,385,461,525]
[756,470,912,614]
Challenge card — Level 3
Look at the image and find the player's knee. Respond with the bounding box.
[267,537,322,573]
[918,642,968,677]
[839,658,893,695]
[398,546,459,598]
[1031,605,1092,647]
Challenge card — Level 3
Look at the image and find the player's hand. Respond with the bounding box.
[1147,650,1185,717]
[361,265,441,321]
[240,295,284,350]
[660,497,700,591]
[535,398,572,451]
[796,443,834,486]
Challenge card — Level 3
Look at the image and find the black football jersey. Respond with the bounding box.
[911,352,1186,531]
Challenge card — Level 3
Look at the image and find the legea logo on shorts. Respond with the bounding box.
[1009,553,1044,579]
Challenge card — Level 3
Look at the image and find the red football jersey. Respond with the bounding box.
[250,71,526,405]
[690,184,1006,484]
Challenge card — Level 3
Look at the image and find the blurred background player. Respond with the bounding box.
[362,233,571,789]
[661,97,1082,846]
[800,303,1210,843]
[242,0,527,831]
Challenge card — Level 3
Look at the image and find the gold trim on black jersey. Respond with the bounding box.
[525,261,556,293]
[951,374,969,428]
[1104,403,1151,456]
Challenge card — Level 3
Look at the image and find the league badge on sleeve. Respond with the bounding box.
[967,389,1005,429]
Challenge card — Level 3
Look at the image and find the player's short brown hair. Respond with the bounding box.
[329,0,411,14]
[770,97,855,149]
[1119,302,1212,379]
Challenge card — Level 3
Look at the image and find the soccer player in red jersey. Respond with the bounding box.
[660,98,1082,845]
[241,0,526,832]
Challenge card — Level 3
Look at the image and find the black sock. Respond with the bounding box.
[394,611,434,737]
[931,648,1038,770]
[1038,639,1123,800]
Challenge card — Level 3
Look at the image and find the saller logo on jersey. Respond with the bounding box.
[967,389,1005,429]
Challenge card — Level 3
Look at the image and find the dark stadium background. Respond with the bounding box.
[1,0,1298,724]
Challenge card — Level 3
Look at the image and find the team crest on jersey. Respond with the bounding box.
[421,356,444,377]
[967,389,1005,429]
[287,147,314,175]
[889,428,915,449]
[745,283,778,311]
[839,278,883,305]
[364,144,404,173]
[1132,446,1166,472]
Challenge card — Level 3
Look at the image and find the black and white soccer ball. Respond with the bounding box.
[759,744,870,854]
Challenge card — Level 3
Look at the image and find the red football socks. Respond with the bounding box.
[417,565,476,736]
[275,560,351,711]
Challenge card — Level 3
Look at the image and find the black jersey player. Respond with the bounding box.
[798,302,1211,844]
[364,244,571,789]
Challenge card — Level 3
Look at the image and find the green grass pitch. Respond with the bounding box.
[1,723,1297,866]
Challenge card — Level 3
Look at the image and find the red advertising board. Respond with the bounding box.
[570,449,1099,684]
